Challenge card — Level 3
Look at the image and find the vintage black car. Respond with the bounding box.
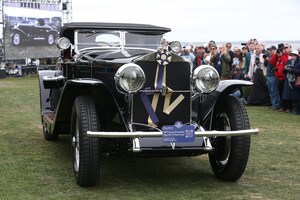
[38,22,259,187]
[11,18,59,46]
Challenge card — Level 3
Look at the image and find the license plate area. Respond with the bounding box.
[162,121,195,143]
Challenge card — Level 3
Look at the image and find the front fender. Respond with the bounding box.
[52,79,127,135]
[38,70,57,116]
[11,28,28,38]
[199,79,252,129]
[216,79,252,93]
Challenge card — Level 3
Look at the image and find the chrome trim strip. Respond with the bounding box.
[87,128,259,138]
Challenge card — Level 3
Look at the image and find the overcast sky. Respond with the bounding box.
[72,0,300,43]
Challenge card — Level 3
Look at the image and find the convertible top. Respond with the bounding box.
[61,22,171,35]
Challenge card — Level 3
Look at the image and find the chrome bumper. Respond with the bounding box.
[87,128,259,138]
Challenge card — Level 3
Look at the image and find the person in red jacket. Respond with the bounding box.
[269,43,290,111]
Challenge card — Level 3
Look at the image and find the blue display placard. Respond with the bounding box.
[162,121,195,143]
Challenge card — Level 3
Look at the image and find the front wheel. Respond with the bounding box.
[12,33,21,46]
[209,95,251,181]
[71,96,100,187]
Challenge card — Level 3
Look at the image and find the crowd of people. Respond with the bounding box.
[179,39,300,115]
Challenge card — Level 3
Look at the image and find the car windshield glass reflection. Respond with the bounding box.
[77,31,121,50]
[125,33,162,50]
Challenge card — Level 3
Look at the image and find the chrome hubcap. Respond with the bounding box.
[13,34,20,45]
[218,113,231,166]
[72,120,80,173]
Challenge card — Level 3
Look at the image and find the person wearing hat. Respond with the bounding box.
[194,45,205,68]
[284,43,292,55]
[266,45,280,110]
[282,50,300,114]
[269,43,289,111]
[267,45,277,52]
[241,46,248,57]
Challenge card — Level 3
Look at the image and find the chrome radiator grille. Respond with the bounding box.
[133,59,191,128]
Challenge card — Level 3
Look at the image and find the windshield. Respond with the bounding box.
[76,30,162,51]
[124,32,162,49]
[77,30,121,50]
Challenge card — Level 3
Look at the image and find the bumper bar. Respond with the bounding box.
[87,128,259,138]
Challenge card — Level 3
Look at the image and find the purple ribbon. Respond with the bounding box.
[140,92,159,124]
[156,64,164,91]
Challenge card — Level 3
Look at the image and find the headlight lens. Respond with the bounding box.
[115,63,145,94]
[169,41,182,53]
[193,65,219,93]
[57,37,71,50]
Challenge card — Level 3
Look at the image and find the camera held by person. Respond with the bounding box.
[262,54,268,59]
[254,57,260,66]
[271,66,278,72]
[284,64,292,73]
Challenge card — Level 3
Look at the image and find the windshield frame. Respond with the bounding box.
[74,29,163,53]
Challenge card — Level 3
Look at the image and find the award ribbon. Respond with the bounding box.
[141,49,185,127]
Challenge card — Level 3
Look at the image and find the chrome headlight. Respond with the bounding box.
[57,37,71,50]
[169,41,182,53]
[115,63,146,94]
[193,65,219,93]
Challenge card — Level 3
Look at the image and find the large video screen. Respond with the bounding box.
[3,0,62,60]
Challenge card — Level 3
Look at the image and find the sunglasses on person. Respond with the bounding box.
[226,45,231,48]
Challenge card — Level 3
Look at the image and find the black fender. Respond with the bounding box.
[46,29,59,39]
[198,79,252,129]
[11,28,28,38]
[52,79,127,135]
[38,70,57,117]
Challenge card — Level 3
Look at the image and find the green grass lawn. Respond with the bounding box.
[0,76,299,200]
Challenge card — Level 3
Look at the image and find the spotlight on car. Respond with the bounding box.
[169,41,182,54]
[57,37,71,50]
[193,65,220,93]
[115,63,146,94]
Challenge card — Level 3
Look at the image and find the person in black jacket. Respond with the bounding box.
[225,42,235,76]
[282,50,300,114]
